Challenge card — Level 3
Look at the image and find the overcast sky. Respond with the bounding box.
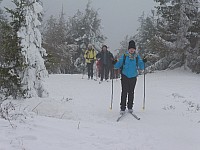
[1,0,156,52]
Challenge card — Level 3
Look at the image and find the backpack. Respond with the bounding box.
[120,54,138,74]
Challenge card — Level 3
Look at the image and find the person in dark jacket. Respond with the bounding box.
[113,40,147,114]
[96,45,114,82]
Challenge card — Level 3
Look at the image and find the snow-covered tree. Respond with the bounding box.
[43,1,105,74]
[4,0,48,98]
[134,0,200,72]
[44,9,67,47]
[43,12,78,74]
[0,0,6,49]
[118,0,200,73]
[186,1,200,73]
[67,1,106,75]
[0,0,4,20]
[0,0,5,61]
[155,0,200,71]
[0,0,25,101]
[17,0,48,97]
[135,12,161,67]
[68,1,105,51]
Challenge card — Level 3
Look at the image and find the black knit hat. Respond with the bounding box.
[128,40,136,49]
[102,45,108,49]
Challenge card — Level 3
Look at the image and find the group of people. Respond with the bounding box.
[84,40,147,114]
[84,44,115,82]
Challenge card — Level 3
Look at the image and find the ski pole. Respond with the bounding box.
[110,68,114,110]
[82,67,84,79]
[95,61,98,81]
[142,62,146,110]
[82,64,85,79]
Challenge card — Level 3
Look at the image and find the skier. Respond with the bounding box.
[96,45,114,82]
[84,44,96,80]
[113,40,147,115]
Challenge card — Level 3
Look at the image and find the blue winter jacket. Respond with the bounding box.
[114,51,144,78]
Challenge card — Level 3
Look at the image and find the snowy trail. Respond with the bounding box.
[1,69,200,150]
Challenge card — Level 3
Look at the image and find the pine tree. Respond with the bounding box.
[0,0,4,21]
[42,15,61,73]
[68,1,105,50]
[0,30,24,99]
[43,12,78,74]
[18,0,48,97]
[135,12,161,66]
[0,0,25,100]
[0,0,4,53]
[142,0,200,72]
[43,1,105,74]
[5,0,48,98]
[67,1,106,73]
[186,1,200,73]
[0,0,6,56]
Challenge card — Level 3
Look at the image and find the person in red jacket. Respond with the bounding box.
[96,59,102,78]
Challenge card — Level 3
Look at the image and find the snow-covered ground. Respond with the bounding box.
[0,69,200,150]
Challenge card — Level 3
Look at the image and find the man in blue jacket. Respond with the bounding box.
[113,40,147,114]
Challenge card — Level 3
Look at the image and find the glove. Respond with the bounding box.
[112,59,118,65]
[143,57,147,63]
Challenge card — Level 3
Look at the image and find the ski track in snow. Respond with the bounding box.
[0,69,200,150]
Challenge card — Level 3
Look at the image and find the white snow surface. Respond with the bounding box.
[0,69,200,150]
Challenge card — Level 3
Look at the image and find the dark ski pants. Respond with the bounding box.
[87,62,94,79]
[100,64,109,81]
[120,74,137,111]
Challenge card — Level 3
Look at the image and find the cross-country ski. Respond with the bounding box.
[117,112,140,122]
[130,112,140,120]
[116,113,126,122]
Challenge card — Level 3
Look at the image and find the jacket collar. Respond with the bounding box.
[125,51,138,60]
